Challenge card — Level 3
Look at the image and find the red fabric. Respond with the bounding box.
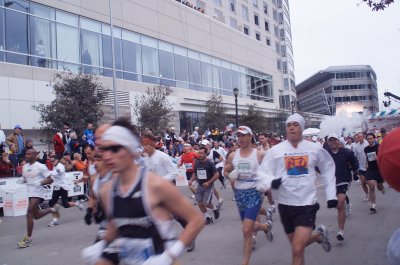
[180,152,199,173]
[0,161,13,177]
[377,128,400,192]
[53,134,65,155]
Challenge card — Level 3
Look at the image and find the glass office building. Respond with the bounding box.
[0,0,294,131]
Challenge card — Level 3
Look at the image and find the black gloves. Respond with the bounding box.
[271,178,282,190]
[327,200,338,208]
[84,207,93,225]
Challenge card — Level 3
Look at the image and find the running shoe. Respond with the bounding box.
[48,220,60,227]
[316,225,331,252]
[191,194,195,199]
[252,235,257,250]
[336,230,344,241]
[363,195,369,202]
[17,236,32,248]
[264,220,273,242]
[266,208,273,222]
[76,202,84,211]
[267,205,276,214]
[345,202,352,217]
[213,209,220,220]
[370,204,377,214]
[187,240,195,252]
[205,217,213,225]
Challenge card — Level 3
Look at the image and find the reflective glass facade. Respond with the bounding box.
[0,0,274,102]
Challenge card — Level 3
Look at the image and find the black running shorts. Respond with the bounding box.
[278,203,320,234]
[365,169,384,183]
[336,183,349,195]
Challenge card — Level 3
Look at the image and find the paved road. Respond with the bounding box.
[0,182,398,265]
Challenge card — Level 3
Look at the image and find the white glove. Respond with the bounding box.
[228,169,238,180]
[81,240,106,265]
[142,252,173,265]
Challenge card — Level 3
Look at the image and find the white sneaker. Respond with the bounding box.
[76,202,84,211]
[267,205,276,214]
[217,198,224,209]
[48,220,60,227]
[316,225,331,252]
[363,195,369,202]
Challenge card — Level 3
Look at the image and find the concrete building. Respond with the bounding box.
[0,0,296,133]
[296,65,379,116]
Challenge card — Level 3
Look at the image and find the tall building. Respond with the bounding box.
[296,65,379,116]
[0,0,295,131]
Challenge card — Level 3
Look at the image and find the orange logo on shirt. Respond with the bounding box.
[284,155,309,175]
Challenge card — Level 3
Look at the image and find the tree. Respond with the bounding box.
[265,110,289,136]
[361,0,394,11]
[35,72,108,134]
[133,85,174,133]
[240,104,267,133]
[201,93,227,130]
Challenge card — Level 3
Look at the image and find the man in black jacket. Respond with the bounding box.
[327,133,359,241]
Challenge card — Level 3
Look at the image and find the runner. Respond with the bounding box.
[83,120,204,265]
[48,152,83,227]
[258,114,337,265]
[364,133,385,213]
[326,133,359,241]
[353,132,370,201]
[16,148,59,248]
[210,141,227,189]
[224,126,272,265]
[189,146,220,225]
[178,143,198,197]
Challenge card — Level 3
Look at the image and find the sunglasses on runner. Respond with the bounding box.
[99,145,124,153]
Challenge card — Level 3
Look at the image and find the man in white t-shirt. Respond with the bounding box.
[17,149,59,248]
[352,132,369,200]
[47,152,83,227]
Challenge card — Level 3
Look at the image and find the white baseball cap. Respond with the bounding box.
[236,126,253,135]
[328,133,339,140]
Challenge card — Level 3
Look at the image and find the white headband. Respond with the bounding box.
[102,125,140,154]
[285,113,305,131]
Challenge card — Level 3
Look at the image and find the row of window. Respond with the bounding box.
[0,0,274,101]
[334,95,376,103]
[333,84,375,91]
[334,71,375,80]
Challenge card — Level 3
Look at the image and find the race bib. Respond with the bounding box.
[185,163,193,170]
[366,152,377,162]
[237,161,253,180]
[117,238,154,264]
[197,170,207,180]
[284,155,309,176]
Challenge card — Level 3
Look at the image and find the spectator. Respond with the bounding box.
[16,158,26,176]
[20,138,34,158]
[69,131,81,156]
[72,153,87,172]
[0,123,6,154]
[193,126,200,142]
[53,130,65,158]
[59,151,74,172]
[83,122,95,146]
[62,122,72,153]
[0,152,13,177]
[8,144,19,169]
[6,125,26,156]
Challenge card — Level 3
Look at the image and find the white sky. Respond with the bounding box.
[290,0,400,110]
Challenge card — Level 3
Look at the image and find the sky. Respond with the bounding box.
[290,0,400,111]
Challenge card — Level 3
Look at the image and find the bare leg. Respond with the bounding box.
[27,198,51,237]
[367,180,376,204]
[337,194,346,230]
[360,175,369,197]
[242,219,256,265]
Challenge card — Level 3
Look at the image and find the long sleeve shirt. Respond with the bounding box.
[144,150,178,182]
[327,147,359,184]
[258,140,336,206]
[352,141,369,171]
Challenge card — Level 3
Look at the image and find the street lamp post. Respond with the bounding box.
[233,88,239,128]
[108,0,119,119]
[290,100,296,114]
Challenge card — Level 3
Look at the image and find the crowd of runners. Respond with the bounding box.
[7,113,398,265]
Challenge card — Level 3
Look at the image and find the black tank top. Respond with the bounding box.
[108,167,165,254]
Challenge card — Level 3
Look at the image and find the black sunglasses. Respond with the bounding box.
[99,145,124,153]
